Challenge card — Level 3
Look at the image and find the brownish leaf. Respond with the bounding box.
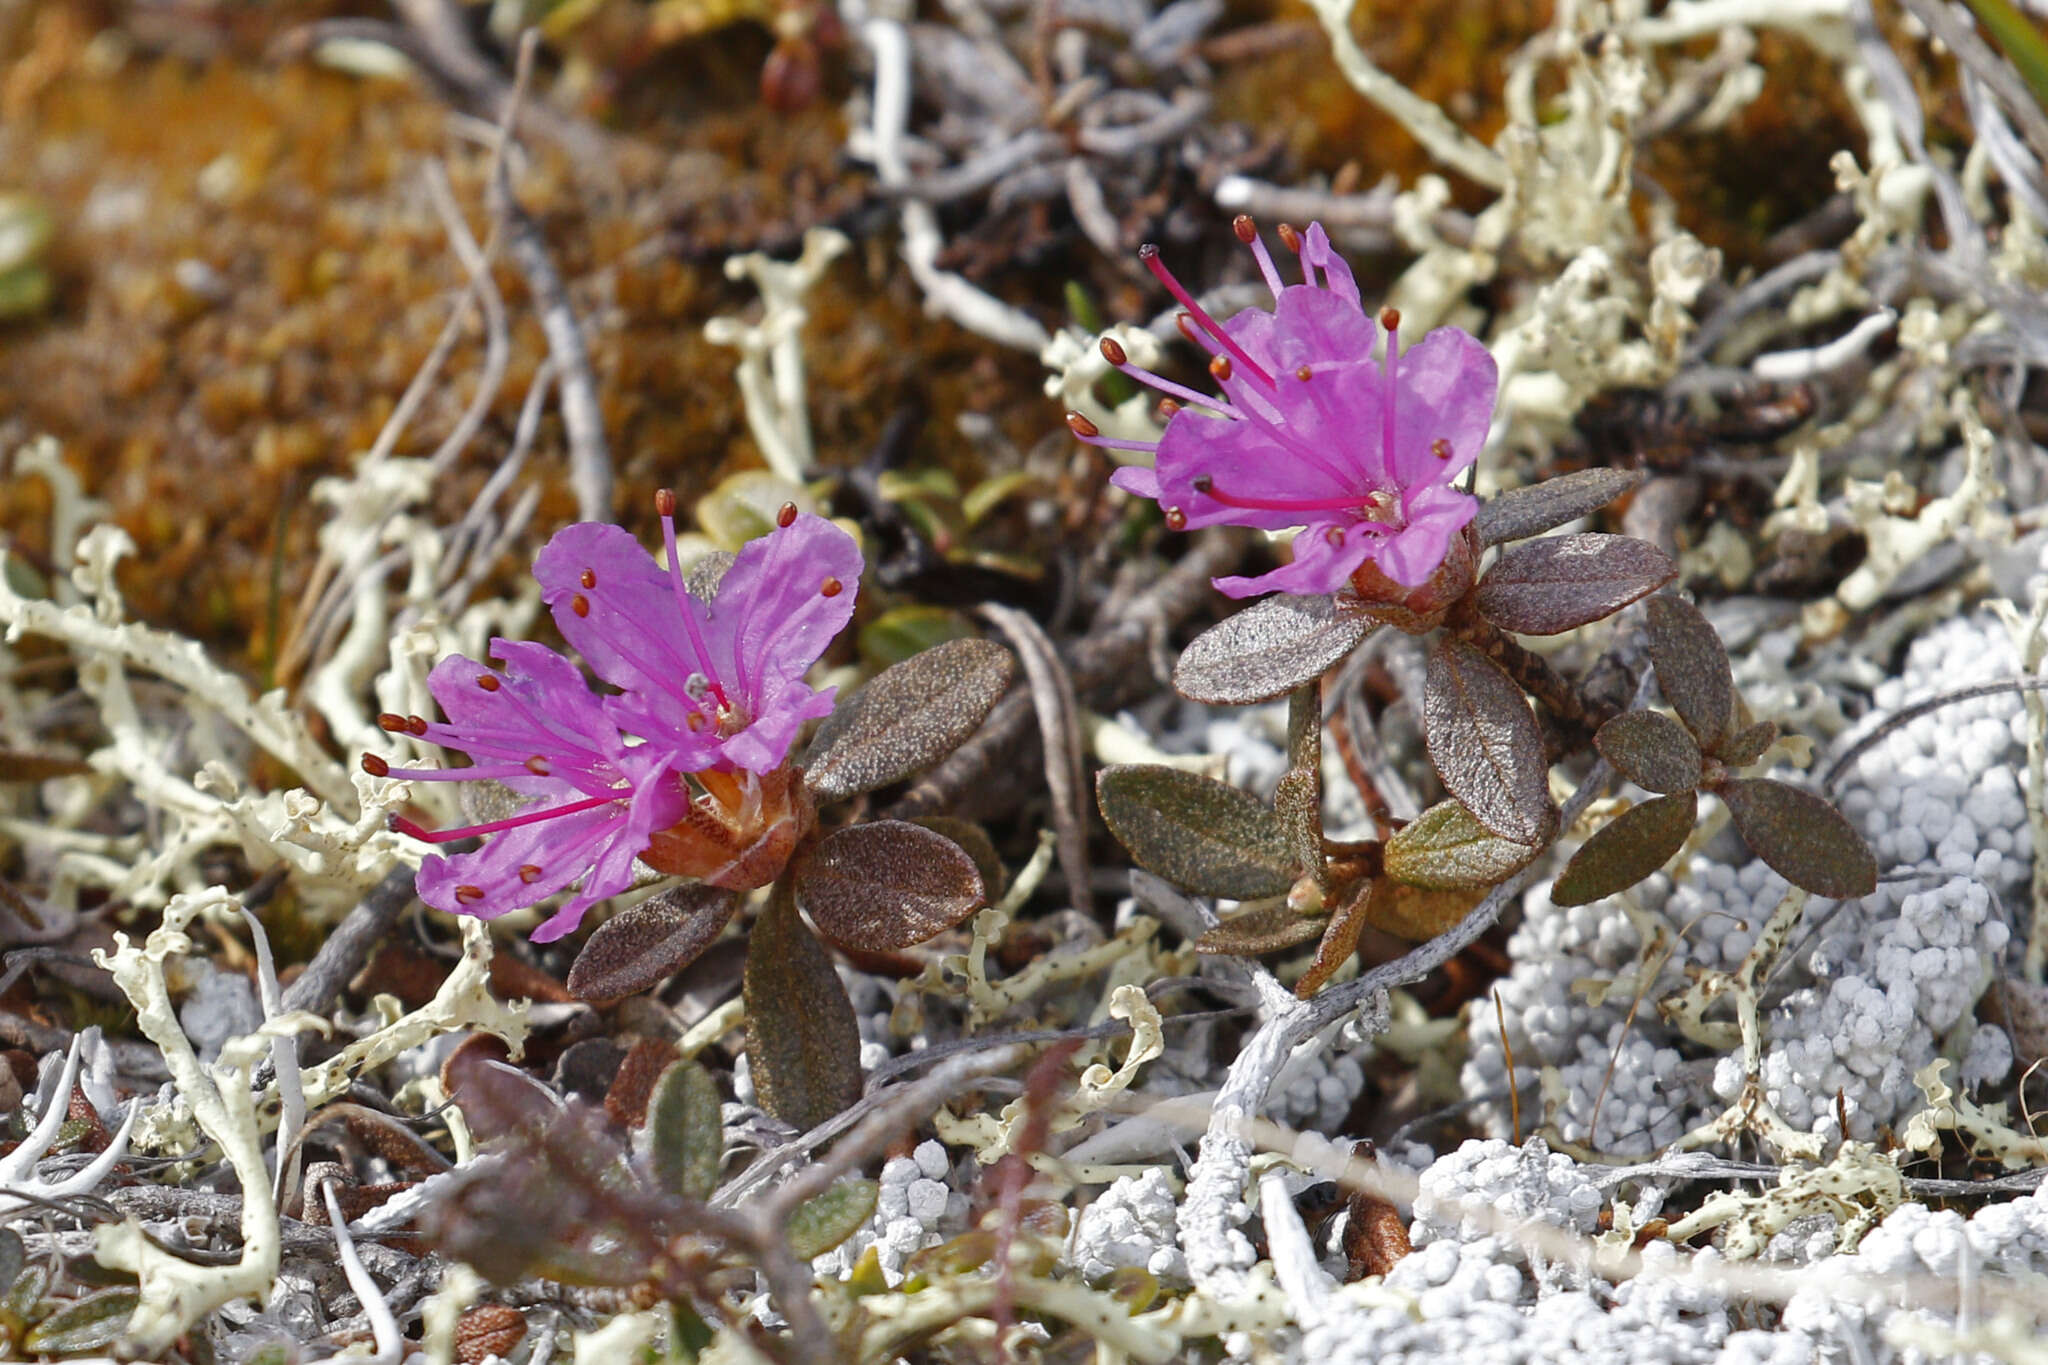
[1342,1188,1413,1279]
[1594,710,1703,794]
[566,886,740,1003]
[912,816,1008,902]
[803,637,1016,801]
[1550,791,1697,906]
[1718,719,1780,767]
[604,1036,680,1128]
[744,889,862,1131]
[1646,596,1735,751]
[1473,534,1676,635]
[1718,779,1878,900]
[1362,879,1485,941]
[1096,764,1300,899]
[1172,594,1377,705]
[1423,640,1558,844]
[1473,468,1643,546]
[455,1306,528,1365]
[795,820,985,951]
[1295,879,1371,997]
[1383,799,1544,891]
[1194,901,1325,956]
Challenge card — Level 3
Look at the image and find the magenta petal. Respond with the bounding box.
[704,515,862,713]
[1300,223,1362,308]
[1153,411,1365,532]
[1268,286,1375,368]
[530,750,689,942]
[718,683,837,773]
[1373,485,1477,586]
[1109,465,1162,500]
[416,799,626,921]
[535,522,716,718]
[1211,520,1375,599]
[1384,327,1497,486]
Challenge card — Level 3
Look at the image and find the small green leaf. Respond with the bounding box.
[1096,765,1299,899]
[804,637,1016,801]
[786,1178,881,1259]
[1962,0,2048,117]
[1474,533,1676,635]
[694,471,813,550]
[566,886,740,1003]
[963,471,1043,527]
[1423,640,1558,845]
[643,1061,723,1203]
[1383,799,1544,891]
[858,605,978,670]
[1719,779,1878,900]
[744,890,863,1132]
[1551,791,1698,907]
[1646,597,1735,751]
[22,1287,137,1353]
[796,820,985,951]
[1474,468,1643,546]
[0,1228,21,1301]
[1173,594,1377,705]
[1595,710,1703,794]
[1194,901,1324,956]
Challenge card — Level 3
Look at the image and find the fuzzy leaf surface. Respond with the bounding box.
[744,891,862,1132]
[643,1061,722,1203]
[1172,594,1376,705]
[1646,596,1735,751]
[566,886,740,1003]
[1720,778,1878,900]
[1194,901,1324,956]
[1362,880,1485,942]
[795,820,985,950]
[787,1179,881,1259]
[1096,764,1299,899]
[1295,880,1371,997]
[1383,799,1543,891]
[1719,719,1780,767]
[1595,710,1703,794]
[1474,468,1643,546]
[803,637,1016,800]
[21,1287,137,1353]
[1423,640,1558,844]
[1551,791,1697,906]
[1474,534,1676,635]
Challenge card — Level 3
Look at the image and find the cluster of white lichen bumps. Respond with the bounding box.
[809,1139,966,1285]
[1468,605,2028,1155]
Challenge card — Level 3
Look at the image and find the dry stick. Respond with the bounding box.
[1821,676,2048,792]
[979,603,1093,915]
[1894,0,2048,175]
[280,865,421,1016]
[886,529,1248,821]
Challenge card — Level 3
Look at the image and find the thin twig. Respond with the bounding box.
[979,603,1093,915]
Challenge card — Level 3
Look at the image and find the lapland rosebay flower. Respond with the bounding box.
[369,500,862,939]
[1068,217,1497,601]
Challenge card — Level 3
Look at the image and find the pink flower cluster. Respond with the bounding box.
[1069,218,1497,600]
[368,503,861,941]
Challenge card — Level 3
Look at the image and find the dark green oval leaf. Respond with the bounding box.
[567,886,741,1003]
[1423,640,1559,845]
[22,1287,137,1353]
[1096,765,1299,899]
[1474,468,1643,546]
[1172,594,1377,706]
[1595,710,1703,794]
[804,637,1017,801]
[1383,799,1544,891]
[1551,791,1698,907]
[1646,596,1735,751]
[744,891,862,1132]
[643,1061,723,1203]
[1474,534,1676,635]
[1719,778,1878,899]
[796,820,985,951]
[1194,901,1324,956]
[786,1178,880,1259]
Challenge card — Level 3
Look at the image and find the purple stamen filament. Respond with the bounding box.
[1202,485,1394,516]
[1141,246,1276,389]
[391,792,618,844]
[657,499,731,712]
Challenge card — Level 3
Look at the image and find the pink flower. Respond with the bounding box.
[1071,219,1497,600]
[534,504,862,775]
[372,504,864,939]
[371,641,694,942]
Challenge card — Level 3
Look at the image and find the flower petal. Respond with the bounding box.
[1109,465,1162,500]
[704,514,862,718]
[1211,520,1376,599]
[530,750,691,942]
[416,798,628,921]
[1266,284,1375,369]
[1300,223,1362,309]
[1384,327,1497,486]
[1372,484,1477,586]
[535,522,720,723]
[1152,408,1369,532]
